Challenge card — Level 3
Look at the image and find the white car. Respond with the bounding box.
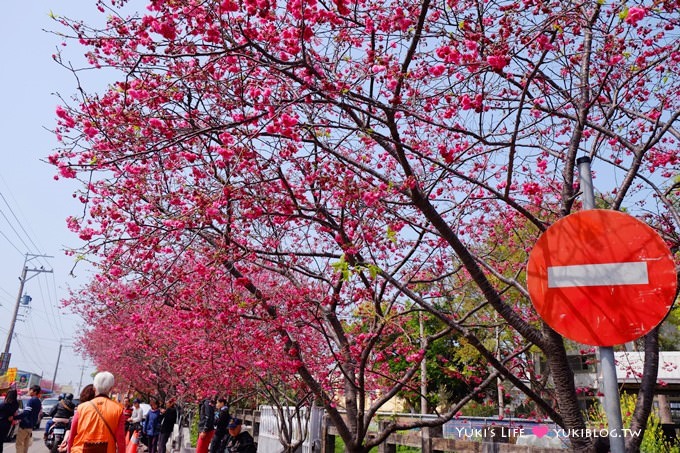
[41,398,61,417]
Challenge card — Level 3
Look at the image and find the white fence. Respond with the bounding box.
[257,405,324,453]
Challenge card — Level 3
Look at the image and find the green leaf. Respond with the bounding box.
[331,255,351,281]
[386,226,397,243]
[367,264,380,279]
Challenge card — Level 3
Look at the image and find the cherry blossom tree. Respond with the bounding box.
[50,0,679,451]
[67,263,329,401]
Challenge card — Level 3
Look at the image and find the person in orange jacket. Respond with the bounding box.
[67,372,126,453]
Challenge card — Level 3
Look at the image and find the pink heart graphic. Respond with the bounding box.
[533,425,549,438]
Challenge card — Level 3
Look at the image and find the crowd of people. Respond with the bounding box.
[195,396,255,453]
[120,395,177,453]
[1,372,256,453]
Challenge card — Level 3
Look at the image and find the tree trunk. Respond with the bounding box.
[542,325,593,452]
[657,394,673,424]
[626,328,660,453]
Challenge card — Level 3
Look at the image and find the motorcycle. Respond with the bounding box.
[45,420,69,453]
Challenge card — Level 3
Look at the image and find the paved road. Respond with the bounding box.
[3,420,49,453]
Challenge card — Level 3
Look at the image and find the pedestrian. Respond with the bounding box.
[0,389,19,453]
[195,395,215,453]
[209,398,230,453]
[58,384,96,453]
[223,418,255,453]
[122,397,133,438]
[67,371,126,453]
[143,399,161,453]
[15,384,42,453]
[79,384,97,405]
[158,398,177,453]
[129,398,144,439]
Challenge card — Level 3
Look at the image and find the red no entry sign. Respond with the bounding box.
[527,210,677,346]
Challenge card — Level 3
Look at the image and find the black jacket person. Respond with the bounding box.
[209,398,230,453]
[224,418,255,453]
[195,396,215,453]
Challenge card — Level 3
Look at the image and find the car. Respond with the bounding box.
[42,397,61,417]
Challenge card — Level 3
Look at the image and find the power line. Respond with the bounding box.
[0,206,35,254]
[34,273,62,339]
[13,333,45,373]
[0,227,24,255]
[47,272,68,337]
[0,325,71,344]
[0,287,13,305]
[0,174,81,384]
[0,177,53,270]
[0,191,43,254]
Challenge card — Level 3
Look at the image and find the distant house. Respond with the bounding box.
[567,351,680,423]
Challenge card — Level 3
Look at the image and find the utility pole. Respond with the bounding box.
[51,341,74,392]
[78,364,86,395]
[1,253,53,374]
[52,343,67,392]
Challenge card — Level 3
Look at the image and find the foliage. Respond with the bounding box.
[658,305,680,351]
[587,393,680,453]
[460,400,498,418]
[190,410,198,448]
[384,308,487,412]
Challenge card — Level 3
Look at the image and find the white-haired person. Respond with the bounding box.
[67,372,126,453]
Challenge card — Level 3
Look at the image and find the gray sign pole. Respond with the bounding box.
[577,156,625,453]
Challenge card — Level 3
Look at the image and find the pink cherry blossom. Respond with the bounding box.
[625,7,646,26]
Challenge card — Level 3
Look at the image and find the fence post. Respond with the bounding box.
[253,409,261,439]
[421,424,443,453]
[377,422,396,453]
[320,415,335,453]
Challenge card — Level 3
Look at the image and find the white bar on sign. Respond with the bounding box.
[547,262,648,288]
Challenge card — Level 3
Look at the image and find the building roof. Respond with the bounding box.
[615,351,680,385]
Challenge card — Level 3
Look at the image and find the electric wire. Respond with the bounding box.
[0,326,66,343]
[0,174,81,386]
[0,227,24,255]
[0,178,52,270]
[47,272,68,337]
[34,273,61,339]
[0,205,35,255]
[0,191,44,255]
[0,287,14,306]
[13,335,47,375]
[25,313,58,382]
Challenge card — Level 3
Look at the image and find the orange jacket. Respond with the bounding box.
[70,397,125,453]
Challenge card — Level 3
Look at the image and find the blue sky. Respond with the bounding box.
[0,1,108,392]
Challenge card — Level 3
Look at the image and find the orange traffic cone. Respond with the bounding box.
[126,431,139,453]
